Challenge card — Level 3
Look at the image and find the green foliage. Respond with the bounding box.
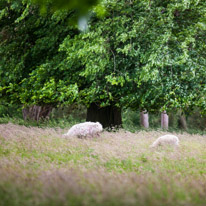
[0,0,79,106]
[0,104,21,118]
[0,104,86,128]
[60,0,206,112]
[1,0,206,114]
[32,0,99,15]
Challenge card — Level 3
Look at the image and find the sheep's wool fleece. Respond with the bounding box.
[151,134,179,147]
[64,122,103,138]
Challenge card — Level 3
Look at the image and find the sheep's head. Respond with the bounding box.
[95,122,103,132]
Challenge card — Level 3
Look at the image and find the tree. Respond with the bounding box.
[31,0,99,15]
[1,0,206,127]
[0,0,79,119]
[59,0,206,126]
[179,114,188,130]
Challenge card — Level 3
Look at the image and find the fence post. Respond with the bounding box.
[161,111,169,130]
[140,110,149,128]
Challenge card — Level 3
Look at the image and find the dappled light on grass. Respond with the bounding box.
[0,123,206,205]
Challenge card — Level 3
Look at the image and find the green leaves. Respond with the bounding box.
[55,0,206,111]
[0,0,78,106]
[31,0,99,15]
[1,0,206,113]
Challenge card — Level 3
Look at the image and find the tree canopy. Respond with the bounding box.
[0,0,79,106]
[60,0,206,112]
[32,0,99,14]
[1,0,206,117]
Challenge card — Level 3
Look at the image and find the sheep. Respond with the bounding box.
[63,122,103,138]
[150,134,179,148]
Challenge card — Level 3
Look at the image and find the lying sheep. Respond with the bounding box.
[150,134,179,148]
[63,122,103,138]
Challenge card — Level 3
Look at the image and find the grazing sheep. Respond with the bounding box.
[63,122,103,138]
[150,134,179,148]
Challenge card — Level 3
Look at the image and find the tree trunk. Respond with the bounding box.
[86,103,122,128]
[179,115,187,130]
[161,111,169,130]
[22,105,53,121]
[140,110,149,128]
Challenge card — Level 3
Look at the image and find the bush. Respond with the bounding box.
[0,104,22,118]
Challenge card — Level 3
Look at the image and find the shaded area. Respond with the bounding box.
[86,103,122,128]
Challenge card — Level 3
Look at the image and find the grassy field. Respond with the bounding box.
[0,123,206,206]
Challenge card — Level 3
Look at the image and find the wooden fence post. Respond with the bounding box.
[140,110,149,128]
[161,111,169,130]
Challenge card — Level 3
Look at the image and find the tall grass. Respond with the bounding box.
[0,123,206,206]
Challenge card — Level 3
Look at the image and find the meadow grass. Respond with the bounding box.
[0,123,206,206]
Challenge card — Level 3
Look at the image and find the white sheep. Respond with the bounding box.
[150,134,179,148]
[63,122,103,138]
